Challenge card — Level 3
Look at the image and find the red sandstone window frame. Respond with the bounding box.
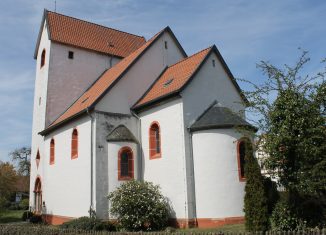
[50,138,55,165]
[71,128,78,159]
[118,146,134,181]
[149,121,161,159]
[237,138,251,182]
[40,49,46,68]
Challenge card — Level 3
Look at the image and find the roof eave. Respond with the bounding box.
[189,124,258,133]
[38,108,90,136]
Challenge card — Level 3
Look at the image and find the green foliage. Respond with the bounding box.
[263,177,279,215]
[21,210,33,221]
[0,162,17,212]
[243,141,269,231]
[19,199,29,210]
[108,180,170,231]
[60,216,116,231]
[270,201,306,231]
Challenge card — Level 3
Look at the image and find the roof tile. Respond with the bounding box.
[134,47,212,108]
[46,11,146,58]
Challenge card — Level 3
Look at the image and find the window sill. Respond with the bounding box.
[150,153,161,160]
[118,177,133,181]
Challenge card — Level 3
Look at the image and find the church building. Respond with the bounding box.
[30,10,254,228]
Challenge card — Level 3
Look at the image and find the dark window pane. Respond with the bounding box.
[121,152,129,177]
[155,128,160,153]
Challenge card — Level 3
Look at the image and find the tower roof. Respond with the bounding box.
[34,10,146,59]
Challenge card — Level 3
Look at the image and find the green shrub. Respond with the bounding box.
[29,214,43,224]
[263,177,279,215]
[270,201,306,231]
[243,141,269,231]
[19,199,29,210]
[108,180,170,231]
[21,210,33,221]
[60,216,116,231]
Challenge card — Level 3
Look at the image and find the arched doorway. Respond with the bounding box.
[34,177,42,214]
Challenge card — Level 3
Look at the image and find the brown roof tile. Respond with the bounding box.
[133,47,212,109]
[36,10,146,58]
[44,28,166,132]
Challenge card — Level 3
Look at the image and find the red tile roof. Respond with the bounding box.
[133,47,213,109]
[42,28,167,133]
[34,10,146,59]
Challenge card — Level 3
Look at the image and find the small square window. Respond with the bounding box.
[68,51,74,59]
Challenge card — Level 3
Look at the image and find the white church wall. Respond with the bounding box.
[42,115,92,218]
[107,142,138,218]
[95,31,186,114]
[30,21,51,206]
[180,51,246,219]
[93,112,139,219]
[46,41,120,126]
[139,98,188,219]
[192,129,245,218]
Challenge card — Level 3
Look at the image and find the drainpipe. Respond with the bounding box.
[131,110,142,181]
[187,128,197,227]
[86,108,94,216]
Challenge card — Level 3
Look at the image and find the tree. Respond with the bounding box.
[0,162,17,214]
[240,51,326,226]
[9,147,31,176]
[108,180,170,231]
[243,141,269,231]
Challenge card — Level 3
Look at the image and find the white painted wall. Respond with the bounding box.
[93,112,139,219]
[180,51,246,219]
[30,21,51,207]
[192,129,245,218]
[46,41,120,126]
[139,99,188,219]
[42,115,92,218]
[107,142,138,218]
[95,31,186,114]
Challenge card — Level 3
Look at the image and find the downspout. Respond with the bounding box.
[187,128,197,227]
[86,108,94,216]
[131,111,142,181]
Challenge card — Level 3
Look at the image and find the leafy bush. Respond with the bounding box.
[243,141,269,231]
[271,201,306,231]
[29,214,43,224]
[21,210,33,221]
[19,199,29,210]
[60,216,116,231]
[263,177,279,215]
[108,180,170,231]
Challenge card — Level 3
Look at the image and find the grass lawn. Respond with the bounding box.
[178,223,245,233]
[0,210,24,224]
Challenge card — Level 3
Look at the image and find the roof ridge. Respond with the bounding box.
[167,45,213,69]
[46,9,146,40]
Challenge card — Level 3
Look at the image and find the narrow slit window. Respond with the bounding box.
[50,138,55,165]
[149,122,161,159]
[40,49,46,68]
[68,51,74,59]
[118,147,134,180]
[71,129,78,159]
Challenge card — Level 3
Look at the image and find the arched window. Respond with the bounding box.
[36,150,40,168]
[71,129,78,159]
[50,138,55,165]
[149,122,161,159]
[237,138,252,181]
[34,177,42,214]
[40,49,46,68]
[118,147,134,180]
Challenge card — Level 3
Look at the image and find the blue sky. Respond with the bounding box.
[0,0,325,162]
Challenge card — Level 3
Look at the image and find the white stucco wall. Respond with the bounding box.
[93,111,139,219]
[46,41,120,126]
[180,51,247,219]
[192,129,245,218]
[42,115,92,218]
[139,98,188,219]
[95,31,186,114]
[30,21,51,206]
[107,142,138,218]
